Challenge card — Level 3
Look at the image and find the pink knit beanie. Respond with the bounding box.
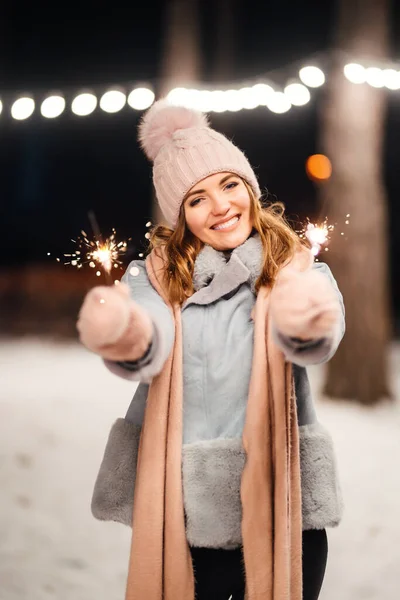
[138,99,261,227]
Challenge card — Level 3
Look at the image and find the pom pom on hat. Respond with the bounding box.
[138,100,209,161]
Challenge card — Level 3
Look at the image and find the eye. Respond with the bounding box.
[189,197,203,207]
[224,181,239,191]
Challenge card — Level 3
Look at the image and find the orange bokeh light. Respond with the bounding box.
[306,154,332,181]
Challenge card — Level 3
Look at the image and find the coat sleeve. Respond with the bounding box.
[103,259,175,383]
[272,262,345,367]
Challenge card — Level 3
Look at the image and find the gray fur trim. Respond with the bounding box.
[91,420,343,542]
[300,422,344,530]
[124,383,149,426]
[193,244,226,291]
[184,252,251,307]
[182,426,343,548]
[191,233,262,297]
[233,234,263,293]
[182,438,245,549]
[91,419,141,526]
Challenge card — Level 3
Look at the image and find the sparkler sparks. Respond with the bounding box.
[60,228,129,280]
[298,217,335,256]
[297,213,351,257]
[305,221,332,256]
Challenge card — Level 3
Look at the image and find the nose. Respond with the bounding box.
[210,191,230,215]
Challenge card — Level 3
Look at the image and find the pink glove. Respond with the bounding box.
[270,266,341,341]
[77,283,153,362]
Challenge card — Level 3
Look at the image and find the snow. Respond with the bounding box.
[0,337,399,600]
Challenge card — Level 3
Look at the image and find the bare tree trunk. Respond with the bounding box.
[152,0,203,225]
[159,0,202,93]
[211,0,237,83]
[319,0,393,404]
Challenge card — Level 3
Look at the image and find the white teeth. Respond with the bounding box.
[212,216,239,231]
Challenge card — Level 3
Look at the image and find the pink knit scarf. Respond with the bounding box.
[124,246,304,600]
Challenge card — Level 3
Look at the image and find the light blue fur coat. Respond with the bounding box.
[92,234,345,549]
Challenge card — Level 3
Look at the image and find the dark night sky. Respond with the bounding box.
[0,0,399,313]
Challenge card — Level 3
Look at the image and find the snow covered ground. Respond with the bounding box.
[0,337,399,600]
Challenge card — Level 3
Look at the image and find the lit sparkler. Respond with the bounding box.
[49,212,153,285]
[297,213,350,257]
[61,228,129,282]
[298,217,335,256]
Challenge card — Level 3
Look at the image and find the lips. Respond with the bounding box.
[210,214,241,230]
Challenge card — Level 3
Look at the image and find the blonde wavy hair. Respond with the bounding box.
[148,178,308,305]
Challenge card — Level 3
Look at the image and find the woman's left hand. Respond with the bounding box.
[269,268,341,340]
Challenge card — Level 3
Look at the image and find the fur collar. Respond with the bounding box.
[193,233,263,294]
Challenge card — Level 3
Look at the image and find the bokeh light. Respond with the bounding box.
[251,83,275,106]
[382,69,400,90]
[365,67,385,88]
[167,87,191,107]
[71,93,97,116]
[343,63,366,84]
[193,90,214,112]
[209,90,227,112]
[284,83,311,106]
[100,90,126,113]
[224,90,242,112]
[299,66,325,88]
[238,87,259,110]
[167,84,278,112]
[41,95,66,119]
[11,97,35,120]
[127,87,155,110]
[266,92,291,114]
[306,154,332,182]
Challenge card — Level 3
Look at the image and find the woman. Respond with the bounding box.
[77,100,345,600]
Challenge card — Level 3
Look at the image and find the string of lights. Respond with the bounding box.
[2,57,400,121]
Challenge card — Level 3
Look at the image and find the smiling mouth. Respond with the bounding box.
[211,215,241,231]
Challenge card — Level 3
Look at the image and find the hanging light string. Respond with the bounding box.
[5,49,399,122]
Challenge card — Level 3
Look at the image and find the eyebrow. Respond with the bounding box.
[184,174,236,202]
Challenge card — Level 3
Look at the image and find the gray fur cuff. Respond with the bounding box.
[300,422,344,529]
[91,418,140,526]
[182,438,246,549]
[272,323,342,367]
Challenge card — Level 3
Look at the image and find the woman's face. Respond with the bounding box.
[183,172,253,251]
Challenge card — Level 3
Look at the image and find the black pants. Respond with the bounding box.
[190,529,328,600]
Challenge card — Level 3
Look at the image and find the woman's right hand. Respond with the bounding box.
[77,282,153,361]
